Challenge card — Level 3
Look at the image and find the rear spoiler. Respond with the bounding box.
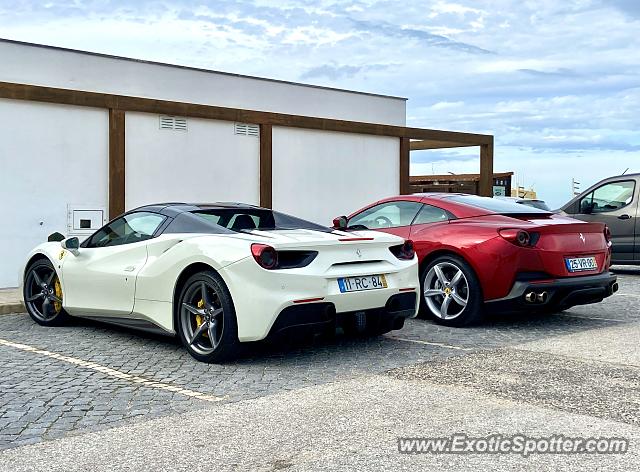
[530,221,607,234]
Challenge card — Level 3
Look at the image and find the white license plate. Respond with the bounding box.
[565,256,598,272]
[338,274,388,293]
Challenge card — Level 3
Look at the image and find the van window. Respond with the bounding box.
[579,181,635,214]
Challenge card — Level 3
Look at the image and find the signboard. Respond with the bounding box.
[492,186,506,197]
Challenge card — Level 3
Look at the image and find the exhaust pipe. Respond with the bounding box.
[611,282,619,294]
[524,291,549,304]
[388,298,400,312]
[324,305,337,320]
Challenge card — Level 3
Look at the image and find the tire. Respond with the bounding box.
[342,311,367,337]
[420,254,484,327]
[23,258,70,326]
[177,270,240,363]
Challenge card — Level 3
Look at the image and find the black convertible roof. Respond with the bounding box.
[131,202,263,218]
[123,201,330,235]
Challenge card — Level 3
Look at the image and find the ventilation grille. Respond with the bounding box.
[234,123,260,137]
[159,116,188,131]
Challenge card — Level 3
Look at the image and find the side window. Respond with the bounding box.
[88,212,166,248]
[412,204,452,225]
[349,201,422,229]
[579,181,635,214]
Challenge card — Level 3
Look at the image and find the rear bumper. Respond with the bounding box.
[485,272,618,313]
[267,292,417,338]
[219,256,419,342]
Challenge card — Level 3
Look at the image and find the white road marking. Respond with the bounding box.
[616,292,640,298]
[385,336,473,351]
[0,338,224,403]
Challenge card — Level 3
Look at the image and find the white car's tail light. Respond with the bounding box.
[251,244,278,269]
[250,244,318,270]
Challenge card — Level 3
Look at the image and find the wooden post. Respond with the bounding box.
[399,137,410,195]
[108,109,125,218]
[479,138,494,197]
[259,124,273,208]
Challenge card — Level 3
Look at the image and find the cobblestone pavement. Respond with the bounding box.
[0,268,638,465]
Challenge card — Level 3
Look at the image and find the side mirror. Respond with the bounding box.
[580,201,594,215]
[332,216,348,229]
[61,237,80,251]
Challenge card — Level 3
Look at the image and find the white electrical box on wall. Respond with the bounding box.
[67,205,107,238]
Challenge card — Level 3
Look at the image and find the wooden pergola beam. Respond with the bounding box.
[409,140,479,151]
[0,81,493,144]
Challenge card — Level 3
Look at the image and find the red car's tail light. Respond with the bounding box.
[499,229,532,247]
[604,226,612,245]
[251,243,278,269]
[390,240,415,260]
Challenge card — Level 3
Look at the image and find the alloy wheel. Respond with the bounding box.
[180,281,225,356]
[423,262,470,320]
[25,264,63,321]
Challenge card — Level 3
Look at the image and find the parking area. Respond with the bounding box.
[0,267,639,471]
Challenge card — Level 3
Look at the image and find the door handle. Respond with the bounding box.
[618,214,632,220]
[124,266,136,272]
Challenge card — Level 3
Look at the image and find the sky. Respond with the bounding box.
[1,0,639,208]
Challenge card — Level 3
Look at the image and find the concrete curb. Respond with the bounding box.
[0,303,24,315]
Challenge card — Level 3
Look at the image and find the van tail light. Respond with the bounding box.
[251,244,278,269]
[390,240,415,260]
[499,229,534,247]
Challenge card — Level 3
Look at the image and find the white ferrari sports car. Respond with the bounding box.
[21,203,419,362]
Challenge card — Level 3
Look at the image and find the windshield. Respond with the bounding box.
[193,209,332,233]
[447,195,551,214]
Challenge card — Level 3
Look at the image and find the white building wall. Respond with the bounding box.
[0,40,406,126]
[0,41,408,287]
[125,114,260,209]
[272,128,399,225]
[0,99,108,287]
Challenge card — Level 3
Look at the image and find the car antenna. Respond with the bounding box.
[621,168,629,175]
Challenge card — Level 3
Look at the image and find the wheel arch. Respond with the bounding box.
[23,253,56,281]
[419,248,485,301]
[172,262,220,330]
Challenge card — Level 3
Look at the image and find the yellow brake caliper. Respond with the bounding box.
[53,277,63,313]
[195,299,209,338]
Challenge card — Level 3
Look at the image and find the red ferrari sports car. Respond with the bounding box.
[334,194,618,326]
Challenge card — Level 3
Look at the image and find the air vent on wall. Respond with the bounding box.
[234,123,260,137]
[159,116,188,131]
